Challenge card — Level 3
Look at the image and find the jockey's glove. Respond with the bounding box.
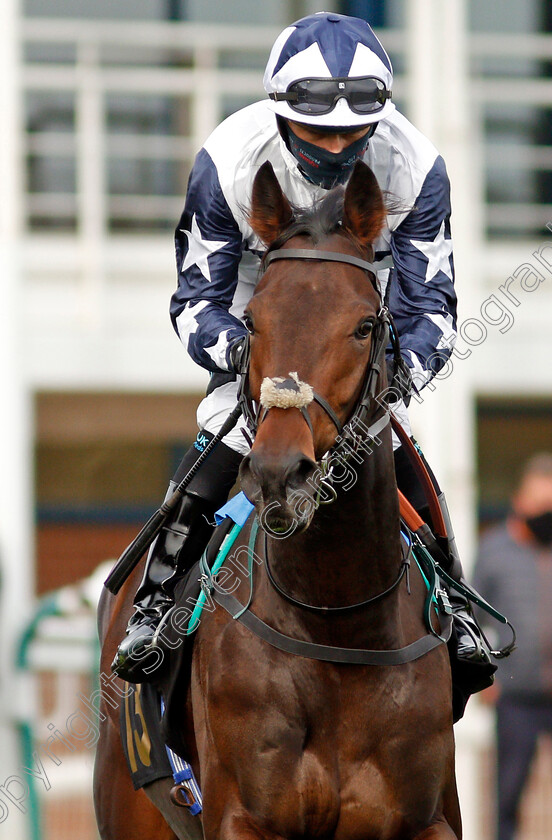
[385,354,413,406]
[228,333,250,375]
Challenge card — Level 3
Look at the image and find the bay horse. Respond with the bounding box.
[95,159,461,840]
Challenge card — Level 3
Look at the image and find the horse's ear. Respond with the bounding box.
[342,160,386,246]
[249,161,294,245]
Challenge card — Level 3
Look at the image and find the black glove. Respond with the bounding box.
[228,334,250,374]
[385,354,413,405]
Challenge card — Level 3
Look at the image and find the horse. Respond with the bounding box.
[95,159,461,840]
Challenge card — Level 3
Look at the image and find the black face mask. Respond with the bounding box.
[525,510,552,547]
[286,123,374,190]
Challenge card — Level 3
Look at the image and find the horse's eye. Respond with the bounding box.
[355,319,374,340]
[243,313,255,335]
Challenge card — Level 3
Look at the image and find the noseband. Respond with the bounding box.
[238,246,399,460]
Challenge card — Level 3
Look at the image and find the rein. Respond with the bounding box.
[263,529,412,614]
[204,517,453,667]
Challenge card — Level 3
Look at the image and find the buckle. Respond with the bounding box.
[200,573,212,596]
[436,588,452,615]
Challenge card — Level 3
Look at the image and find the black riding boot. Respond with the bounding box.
[393,445,493,667]
[434,489,494,663]
[112,434,243,683]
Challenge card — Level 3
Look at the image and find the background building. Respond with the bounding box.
[1,1,552,838]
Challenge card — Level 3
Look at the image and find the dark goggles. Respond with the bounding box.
[269,76,391,116]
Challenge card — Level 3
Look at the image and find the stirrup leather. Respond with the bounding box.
[391,413,447,540]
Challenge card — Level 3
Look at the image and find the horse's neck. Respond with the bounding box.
[265,438,402,611]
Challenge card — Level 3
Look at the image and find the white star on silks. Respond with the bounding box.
[410,221,453,283]
[180,214,229,283]
[204,329,231,369]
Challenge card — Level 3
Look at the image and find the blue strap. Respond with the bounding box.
[214,491,255,526]
[160,699,202,815]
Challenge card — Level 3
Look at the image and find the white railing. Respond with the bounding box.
[469,32,552,240]
[21,20,278,235]
[19,21,552,246]
[20,20,405,236]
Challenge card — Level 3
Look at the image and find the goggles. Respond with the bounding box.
[269,76,391,117]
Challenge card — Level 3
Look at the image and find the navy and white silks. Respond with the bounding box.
[170,101,457,455]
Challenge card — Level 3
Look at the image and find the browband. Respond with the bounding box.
[264,248,377,275]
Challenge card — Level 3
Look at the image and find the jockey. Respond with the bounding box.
[113,12,491,684]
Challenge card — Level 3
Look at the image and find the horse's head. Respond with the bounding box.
[239,159,388,535]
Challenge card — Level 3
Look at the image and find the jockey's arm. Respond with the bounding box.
[170,148,248,373]
[388,155,458,394]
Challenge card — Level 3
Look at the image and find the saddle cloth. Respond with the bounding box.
[119,681,172,790]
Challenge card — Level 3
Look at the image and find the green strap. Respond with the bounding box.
[412,543,451,643]
[188,522,243,633]
[188,516,260,633]
[412,537,515,657]
[232,517,260,619]
[413,552,438,607]
[436,564,510,625]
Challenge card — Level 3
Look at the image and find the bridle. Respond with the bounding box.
[217,246,458,659]
[237,245,404,464]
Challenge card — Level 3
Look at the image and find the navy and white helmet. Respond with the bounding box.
[264,12,394,128]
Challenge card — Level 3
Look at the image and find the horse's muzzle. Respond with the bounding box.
[239,449,318,536]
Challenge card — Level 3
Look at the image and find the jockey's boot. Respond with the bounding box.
[435,490,493,666]
[433,489,498,722]
[112,433,243,683]
[393,444,492,667]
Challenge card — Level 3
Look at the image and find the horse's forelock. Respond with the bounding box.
[263,187,345,260]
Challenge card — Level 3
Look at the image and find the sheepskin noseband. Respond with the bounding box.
[260,372,314,410]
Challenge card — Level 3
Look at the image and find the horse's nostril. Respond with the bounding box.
[285,455,317,489]
[240,450,316,503]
